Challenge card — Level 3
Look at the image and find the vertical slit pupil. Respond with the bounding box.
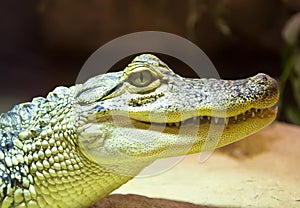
[140,72,144,83]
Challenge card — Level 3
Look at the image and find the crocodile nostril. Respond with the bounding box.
[254,73,269,85]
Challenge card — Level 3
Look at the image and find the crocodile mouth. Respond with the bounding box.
[88,106,277,131]
[146,107,278,128]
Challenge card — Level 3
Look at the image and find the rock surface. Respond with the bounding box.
[91,122,300,208]
[91,194,215,208]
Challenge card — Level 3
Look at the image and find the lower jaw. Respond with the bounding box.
[151,108,277,155]
[187,110,277,153]
[99,109,277,162]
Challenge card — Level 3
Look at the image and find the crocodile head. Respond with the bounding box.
[0,53,280,207]
[75,54,279,175]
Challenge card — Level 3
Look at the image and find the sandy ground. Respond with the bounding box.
[113,122,300,208]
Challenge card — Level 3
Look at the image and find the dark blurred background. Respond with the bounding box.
[1,0,300,123]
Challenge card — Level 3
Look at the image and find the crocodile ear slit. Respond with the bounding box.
[97,83,123,101]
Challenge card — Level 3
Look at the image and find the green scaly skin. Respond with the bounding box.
[0,54,279,207]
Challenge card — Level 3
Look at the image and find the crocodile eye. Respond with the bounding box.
[128,69,153,87]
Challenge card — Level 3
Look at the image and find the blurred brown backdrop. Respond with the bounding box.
[1,0,299,121]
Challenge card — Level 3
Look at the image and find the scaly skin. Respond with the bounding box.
[0,54,279,207]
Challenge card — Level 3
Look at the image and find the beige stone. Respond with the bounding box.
[98,122,300,208]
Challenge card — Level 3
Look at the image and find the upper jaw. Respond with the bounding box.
[81,72,279,129]
[125,72,279,123]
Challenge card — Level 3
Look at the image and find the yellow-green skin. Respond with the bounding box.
[0,54,279,207]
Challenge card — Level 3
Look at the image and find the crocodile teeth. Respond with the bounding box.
[174,122,180,127]
[159,107,273,128]
[224,118,229,125]
[214,117,219,124]
[167,122,180,127]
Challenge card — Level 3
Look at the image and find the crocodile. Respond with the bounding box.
[0,54,279,207]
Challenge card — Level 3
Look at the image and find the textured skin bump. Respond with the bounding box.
[0,54,279,207]
[0,87,131,207]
